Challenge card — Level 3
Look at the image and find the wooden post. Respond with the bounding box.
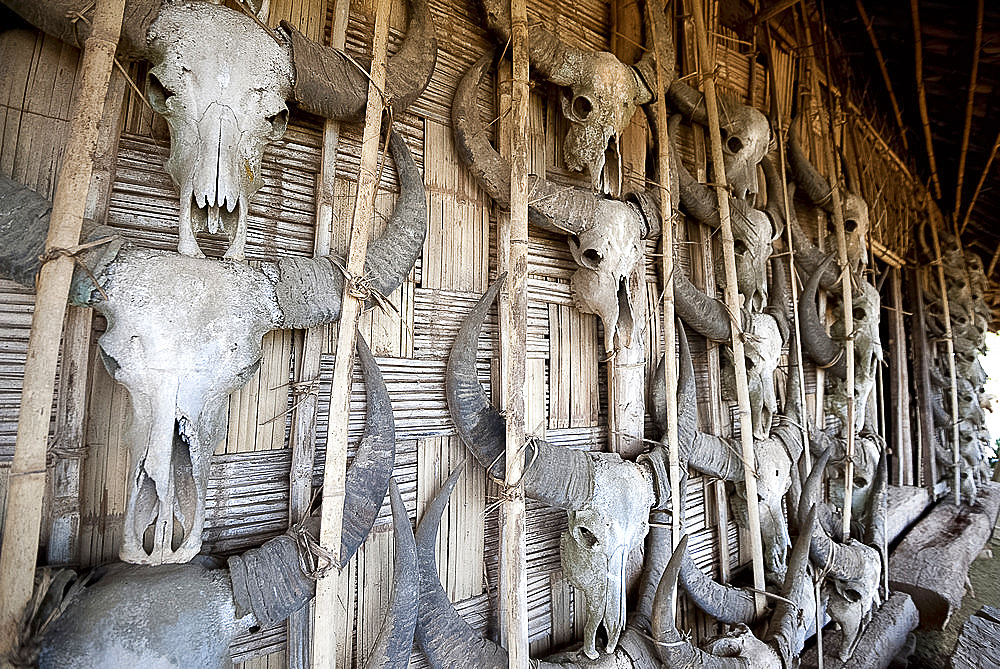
[0,0,124,654]
[909,267,939,491]
[286,2,349,665]
[496,0,529,664]
[689,0,767,616]
[646,0,678,548]
[927,202,962,505]
[311,0,391,664]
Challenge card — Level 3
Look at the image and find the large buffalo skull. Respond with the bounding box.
[3,0,436,259]
[33,481,416,668]
[447,278,671,659]
[0,131,426,564]
[453,53,661,353]
[479,0,670,197]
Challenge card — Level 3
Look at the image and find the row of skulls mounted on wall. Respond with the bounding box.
[0,0,994,666]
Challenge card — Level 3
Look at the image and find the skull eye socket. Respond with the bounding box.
[266,108,289,139]
[726,134,744,155]
[843,587,863,603]
[582,248,602,266]
[146,73,174,114]
[844,219,858,233]
[853,307,867,321]
[563,91,594,123]
[576,526,599,548]
[734,239,747,255]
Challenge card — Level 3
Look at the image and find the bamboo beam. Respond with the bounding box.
[910,0,943,202]
[497,0,529,663]
[647,0,678,549]
[854,0,909,154]
[690,0,766,617]
[954,0,984,221]
[311,0,391,664]
[927,201,962,505]
[286,0,350,665]
[0,0,124,654]
[959,129,1000,235]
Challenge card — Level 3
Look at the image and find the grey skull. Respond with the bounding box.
[3,0,437,260]
[453,53,662,353]
[479,0,670,197]
[0,131,425,565]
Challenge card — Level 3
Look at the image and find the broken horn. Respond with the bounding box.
[281,0,436,121]
[798,253,846,380]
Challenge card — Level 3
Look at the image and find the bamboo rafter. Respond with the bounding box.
[953,0,985,222]
[910,0,943,202]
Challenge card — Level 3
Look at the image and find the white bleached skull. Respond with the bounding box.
[826,432,883,524]
[561,453,655,660]
[569,199,647,353]
[719,103,771,201]
[95,250,280,564]
[723,312,783,440]
[826,280,883,436]
[146,2,293,259]
[558,52,650,197]
[824,540,882,661]
[727,200,775,312]
[704,624,781,666]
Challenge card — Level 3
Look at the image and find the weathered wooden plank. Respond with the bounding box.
[800,592,919,669]
[950,606,1000,669]
[889,483,1000,629]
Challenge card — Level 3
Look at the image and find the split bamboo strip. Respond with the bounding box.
[959,129,1000,235]
[311,0,391,664]
[928,202,962,505]
[646,0,678,548]
[287,2,349,664]
[0,0,124,655]
[497,0,530,659]
[689,0,766,617]
[909,0,942,202]
[854,0,909,154]
[816,7,857,542]
[953,0,984,222]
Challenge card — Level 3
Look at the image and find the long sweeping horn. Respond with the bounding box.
[339,334,397,567]
[786,122,834,212]
[798,254,846,380]
[452,52,603,235]
[414,466,508,669]
[281,0,437,121]
[445,276,596,510]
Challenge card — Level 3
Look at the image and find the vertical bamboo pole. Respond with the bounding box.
[0,0,124,654]
[689,0,766,617]
[311,0,391,664]
[953,0,984,221]
[927,202,962,505]
[910,0,943,202]
[815,10,857,541]
[286,1,350,664]
[647,0,678,549]
[497,0,529,664]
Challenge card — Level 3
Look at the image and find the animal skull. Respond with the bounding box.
[146,2,293,260]
[723,312,783,440]
[824,539,882,661]
[561,454,655,659]
[826,280,883,436]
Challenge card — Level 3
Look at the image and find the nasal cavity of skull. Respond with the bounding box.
[141,421,195,555]
[146,73,175,114]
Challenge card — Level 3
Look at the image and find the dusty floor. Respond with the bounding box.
[909,515,1000,668]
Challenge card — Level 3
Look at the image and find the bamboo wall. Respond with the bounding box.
[0,0,934,666]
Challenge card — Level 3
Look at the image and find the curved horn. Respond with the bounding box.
[452,52,600,235]
[650,321,698,457]
[228,534,315,628]
[786,123,833,212]
[760,153,786,241]
[446,277,595,510]
[651,536,746,668]
[414,466,508,669]
[1,0,160,59]
[340,334,397,567]
[673,270,732,342]
[765,254,791,345]
[667,79,710,126]
[281,0,436,121]
[273,130,426,329]
[798,254,846,379]
[669,116,721,228]
[363,479,418,669]
[765,505,818,664]
[679,540,759,625]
